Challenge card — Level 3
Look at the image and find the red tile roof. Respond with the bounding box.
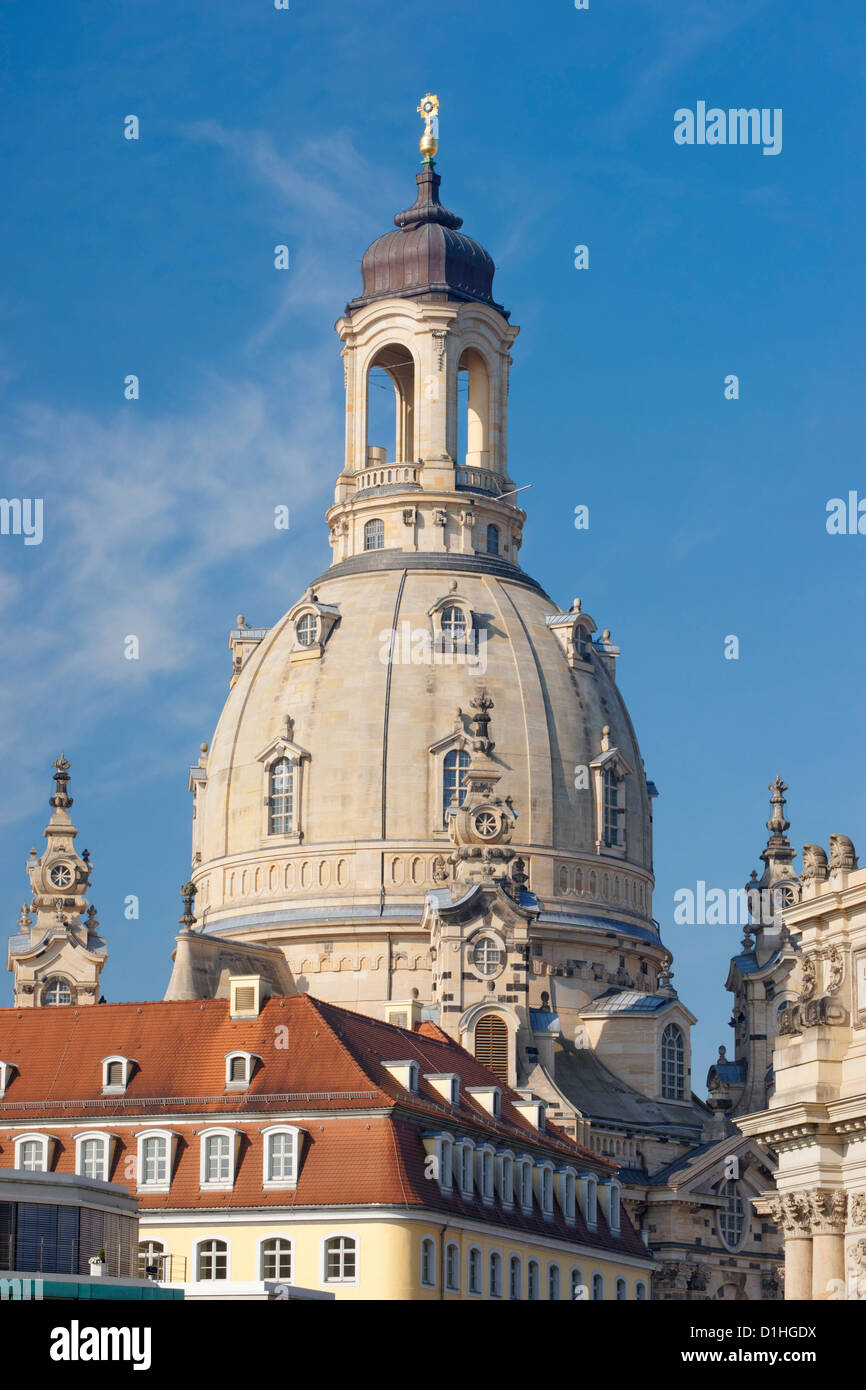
[0,994,649,1260]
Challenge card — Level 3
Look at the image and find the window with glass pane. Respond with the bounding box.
[468,1247,482,1294]
[137,1240,165,1278]
[509,1256,522,1300]
[602,767,619,846]
[296,613,317,646]
[19,1140,44,1172]
[267,1132,295,1183]
[592,1272,604,1300]
[268,758,294,836]
[528,1260,539,1300]
[142,1136,167,1185]
[486,524,499,556]
[445,1243,459,1291]
[542,1168,553,1212]
[261,1237,292,1280]
[489,1251,502,1297]
[198,1239,228,1280]
[574,624,591,659]
[440,605,467,643]
[205,1135,230,1184]
[325,1235,356,1282]
[718,1180,746,1249]
[442,748,470,825]
[472,936,501,977]
[81,1139,107,1182]
[461,1145,474,1195]
[420,1236,435,1286]
[616,1277,627,1300]
[44,977,72,1005]
[661,1024,685,1100]
[364,518,385,551]
[549,1264,561,1300]
[571,1268,585,1300]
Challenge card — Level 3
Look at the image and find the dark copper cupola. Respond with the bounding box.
[348,167,508,317]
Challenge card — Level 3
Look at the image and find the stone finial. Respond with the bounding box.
[602,629,611,642]
[469,691,494,751]
[179,880,197,932]
[49,753,73,810]
[717,1045,728,1063]
[829,834,858,873]
[17,904,32,930]
[236,614,247,629]
[600,725,611,753]
[572,597,582,613]
[766,776,790,840]
[85,904,99,933]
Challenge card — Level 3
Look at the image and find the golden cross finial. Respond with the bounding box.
[417,93,440,164]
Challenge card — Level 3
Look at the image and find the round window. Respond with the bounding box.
[473,810,499,840]
[472,936,502,977]
[49,863,73,889]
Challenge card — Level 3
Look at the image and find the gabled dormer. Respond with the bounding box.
[287,591,340,664]
[256,716,311,844]
[590,726,633,858]
[547,597,597,672]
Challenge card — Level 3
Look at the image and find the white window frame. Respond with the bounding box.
[558,1166,577,1223]
[257,1234,294,1283]
[635,1280,647,1300]
[535,1160,555,1218]
[616,1276,627,1300]
[509,1254,522,1300]
[135,1129,177,1193]
[592,1271,604,1300]
[467,1245,483,1296]
[261,1125,302,1190]
[602,1177,622,1232]
[527,1258,540,1300]
[517,1156,534,1213]
[420,1235,437,1289]
[199,1127,241,1192]
[194,1235,231,1282]
[13,1132,55,1173]
[580,1172,598,1227]
[425,1133,454,1193]
[0,1061,16,1098]
[548,1263,561,1301]
[475,1144,495,1205]
[496,1150,515,1207]
[571,1267,587,1301]
[101,1055,136,1095]
[74,1130,116,1183]
[489,1249,503,1299]
[224,1050,261,1091]
[456,1139,475,1198]
[321,1232,359,1286]
[444,1240,460,1293]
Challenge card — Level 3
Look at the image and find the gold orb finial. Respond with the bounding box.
[417,93,440,164]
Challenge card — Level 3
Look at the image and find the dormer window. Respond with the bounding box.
[382,1060,419,1094]
[456,1139,475,1197]
[558,1167,577,1222]
[590,733,632,857]
[225,1051,260,1090]
[661,1024,686,1100]
[268,757,294,835]
[602,1178,622,1232]
[441,605,467,643]
[580,1172,598,1226]
[497,1150,515,1206]
[442,748,470,826]
[296,613,318,646]
[262,1125,302,1189]
[101,1055,136,1094]
[603,767,620,847]
[136,1130,178,1191]
[517,1157,534,1212]
[364,518,385,551]
[486,524,499,556]
[476,1145,495,1203]
[200,1127,241,1190]
[424,1133,454,1191]
[75,1131,117,1183]
[465,1085,502,1120]
[0,1061,16,1098]
[536,1161,555,1217]
[424,1072,460,1105]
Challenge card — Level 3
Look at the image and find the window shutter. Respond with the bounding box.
[474,1016,508,1084]
[234,987,255,1012]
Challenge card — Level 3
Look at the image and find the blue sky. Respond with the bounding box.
[1,0,864,1087]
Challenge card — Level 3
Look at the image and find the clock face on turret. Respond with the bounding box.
[48,863,73,889]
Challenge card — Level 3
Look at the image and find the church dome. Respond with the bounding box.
[350,167,507,316]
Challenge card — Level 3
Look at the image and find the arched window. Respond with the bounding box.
[440,605,467,643]
[261,1237,292,1281]
[616,1277,627,1300]
[489,1251,502,1298]
[592,1272,604,1300]
[635,1280,647,1300]
[661,1023,685,1100]
[137,1239,165,1279]
[582,1174,598,1225]
[443,748,470,825]
[296,613,317,647]
[486,524,499,556]
[445,1241,460,1292]
[324,1235,357,1283]
[468,1246,482,1295]
[197,1238,228,1280]
[420,1236,436,1288]
[18,1139,45,1172]
[474,1014,509,1084]
[43,977,72,1006]
[268,758,294,836]
[548,1264,561,1301]
[602,767,620,847]
[574,623,591,659]
[571,1267,586,1301]
[364,518,385,551]
[718,1180,747,1250]
[79,1136,108,1182]
[366,345,415,463]
[527,1259,540,1300]
[509,1255,522,1300]
[457,347,490,468]
[140,1135,168,1187]
[472,936,502,977]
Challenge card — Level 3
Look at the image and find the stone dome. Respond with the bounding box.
[350,167,507,316]
[192,557,657,958]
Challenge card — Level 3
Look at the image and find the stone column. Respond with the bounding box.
[807,1190,847,1300]
[766,1193,813,1301]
